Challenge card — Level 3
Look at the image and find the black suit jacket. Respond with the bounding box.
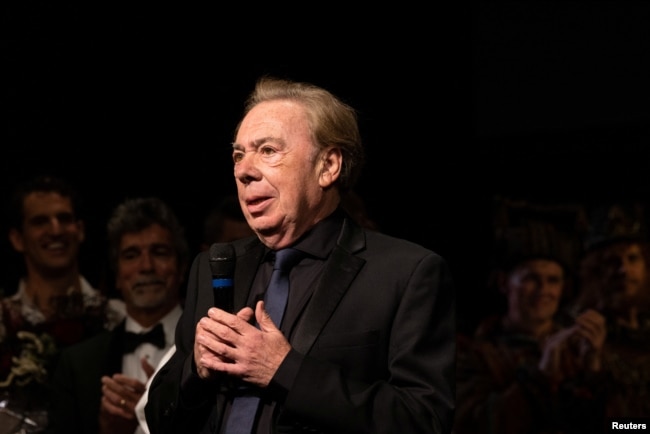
[49,322,128,434]
[146,216,456,434]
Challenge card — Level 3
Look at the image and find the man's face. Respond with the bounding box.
[504,259,564,325]
[232,100,329,249]
[115,223,182,311]
[600,242,648,301]
[9,192,84,276]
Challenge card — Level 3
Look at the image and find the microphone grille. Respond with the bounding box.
[209,243,236,277]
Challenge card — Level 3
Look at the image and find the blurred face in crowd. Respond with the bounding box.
[598,241,648,303]
[232,100,341,249]
[9,192,84,277]
[502,259,565,327]
[219,217,254,243]
[116,223,182,312]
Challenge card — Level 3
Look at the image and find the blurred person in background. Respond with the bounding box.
[198,195,254,252]
[134,193,256,434]
[50,197,189,434]
[0,175,123,432]
[570,201,650,419]
[455,198,607,434]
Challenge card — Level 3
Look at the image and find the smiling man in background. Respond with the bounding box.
[50,196,189,434]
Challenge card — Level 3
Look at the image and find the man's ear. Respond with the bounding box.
[318,147,342,188]
[8,228,25,253]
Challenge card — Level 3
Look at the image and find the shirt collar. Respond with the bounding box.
[124,303,182,346]
[264,209,344,261]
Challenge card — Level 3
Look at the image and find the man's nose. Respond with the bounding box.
[137,252,156,270]
[48,216,64,233]
[234,152,262,184]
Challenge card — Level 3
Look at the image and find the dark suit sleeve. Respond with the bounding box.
[49,333,114,434]
[277,250,456,434]
[49,348,86,434]
[145,252,221,434]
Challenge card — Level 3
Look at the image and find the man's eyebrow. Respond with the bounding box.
[232,137,282,151]
[120,245,141,255]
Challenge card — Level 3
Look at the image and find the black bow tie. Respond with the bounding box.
[123,323,166,353]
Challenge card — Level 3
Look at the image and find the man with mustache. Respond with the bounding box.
[50,197,189,434]
[570,202,650,419]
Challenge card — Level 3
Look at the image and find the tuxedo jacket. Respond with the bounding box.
[48,321,130,434]
[146,216,456,434]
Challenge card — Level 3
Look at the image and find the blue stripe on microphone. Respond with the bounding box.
[212,278,233,288]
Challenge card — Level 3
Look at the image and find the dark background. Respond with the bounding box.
[3,2,650,333]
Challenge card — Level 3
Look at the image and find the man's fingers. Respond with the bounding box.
[141,357,156,378]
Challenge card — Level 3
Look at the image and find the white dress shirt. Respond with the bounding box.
[121,304,181,383]
[134,344,176,434]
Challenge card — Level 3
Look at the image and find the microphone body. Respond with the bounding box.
[209,243,236,313]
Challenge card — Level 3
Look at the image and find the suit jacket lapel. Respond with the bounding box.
[195,253,212,323]
[195,239,264,322]
[234,240,265,310]
[200,219,364,353]
[291,218,366,354]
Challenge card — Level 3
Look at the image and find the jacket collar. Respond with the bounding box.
[233,216,366,353]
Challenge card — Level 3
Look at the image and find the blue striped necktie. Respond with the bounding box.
[224,248,303,434]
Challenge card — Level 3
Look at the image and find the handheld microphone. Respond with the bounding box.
[209,243,236,313]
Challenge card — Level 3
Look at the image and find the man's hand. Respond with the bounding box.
[194,301,291,386]
[573,309,606,371]
[538,326,577,382]
[99,357,155,434]
[99,372,148,433]
[194,305,255,380]
[538,309,607,384]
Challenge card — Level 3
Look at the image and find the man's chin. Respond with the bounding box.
[42,262,76,278]
[131,287,166,305]
[252,219,280,236]
[132,297,167,310]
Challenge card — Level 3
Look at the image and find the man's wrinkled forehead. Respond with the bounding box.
[235,100,310,142]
